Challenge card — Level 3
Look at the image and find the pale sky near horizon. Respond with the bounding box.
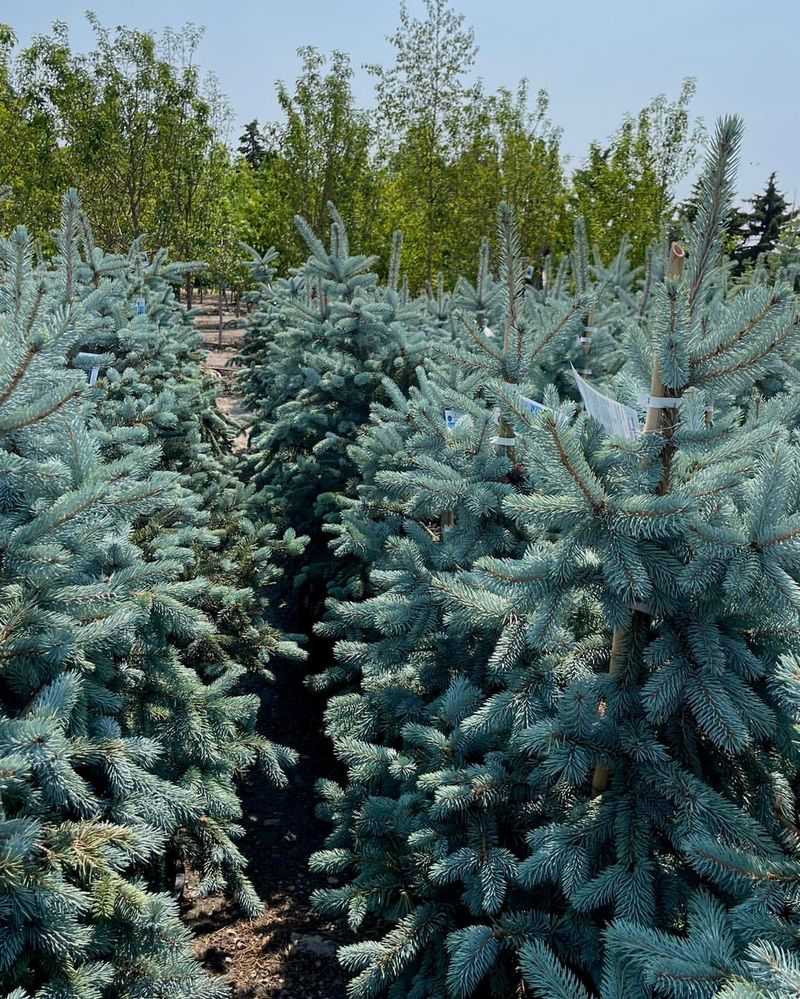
[7,0,799,203]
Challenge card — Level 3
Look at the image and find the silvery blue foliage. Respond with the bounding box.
[310,119,800,999]
[0,194,303,997]
[239,204,430,610]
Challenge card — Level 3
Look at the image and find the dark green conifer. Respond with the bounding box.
[734,171,797,271]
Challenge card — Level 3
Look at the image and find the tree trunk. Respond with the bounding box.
[592,242,686,796]
[218,291,224,349]
[185,275,193,310]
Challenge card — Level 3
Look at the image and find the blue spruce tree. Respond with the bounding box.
[0,219,232,996]
[452,117,800,998]
[0,193,308,996]
[239,205,427,613]
[312,118,800,999]
[67,193,308,680]
[310,203,607,998]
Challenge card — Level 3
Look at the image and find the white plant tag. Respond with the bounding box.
[572,366,640,441]
[135,297,146,315]
[483,326,495,339]
[639,394,681,409]
[444,408,466,430]
[88,366,100,386]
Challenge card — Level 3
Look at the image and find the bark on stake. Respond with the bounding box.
[592,241,685,795]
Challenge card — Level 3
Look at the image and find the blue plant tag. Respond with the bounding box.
[520,396,546,415]
[444,409,465,430]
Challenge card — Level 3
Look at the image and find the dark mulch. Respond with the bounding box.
[185,654,349,999]
[187,302,349,997]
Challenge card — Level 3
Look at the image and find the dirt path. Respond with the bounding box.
[194,297,251,446]
[184,668,348,999]
[189,297,348,999]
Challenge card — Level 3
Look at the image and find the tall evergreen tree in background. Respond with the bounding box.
[734,171,797,271]
[677,174,747,256]
[238,119,268,170]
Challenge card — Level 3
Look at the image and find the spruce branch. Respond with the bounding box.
[686,115,743,315]
[0,344,39,408]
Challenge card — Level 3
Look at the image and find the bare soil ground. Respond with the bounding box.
[183,672,348,999]
[188,296,349,998]
[194,299,247,432]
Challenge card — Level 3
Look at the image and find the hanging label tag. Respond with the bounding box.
[444,408,466,430]
[483,326,495,339]
[491,436,517,446]
[88,366,100,386]
[573,366,640,441]
[135,297,146,315]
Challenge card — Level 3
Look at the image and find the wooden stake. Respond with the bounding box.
[666,241,686,281]
[592,242,685,795]
[643,243,686,436]
[591,627,628,794]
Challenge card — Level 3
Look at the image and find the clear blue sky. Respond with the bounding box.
[9,0,799,202]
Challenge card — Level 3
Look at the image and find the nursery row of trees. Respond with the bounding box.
[7,109,800,996]
[1,2,796,296]
[234,118,800,999]
[0,187,312,995]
